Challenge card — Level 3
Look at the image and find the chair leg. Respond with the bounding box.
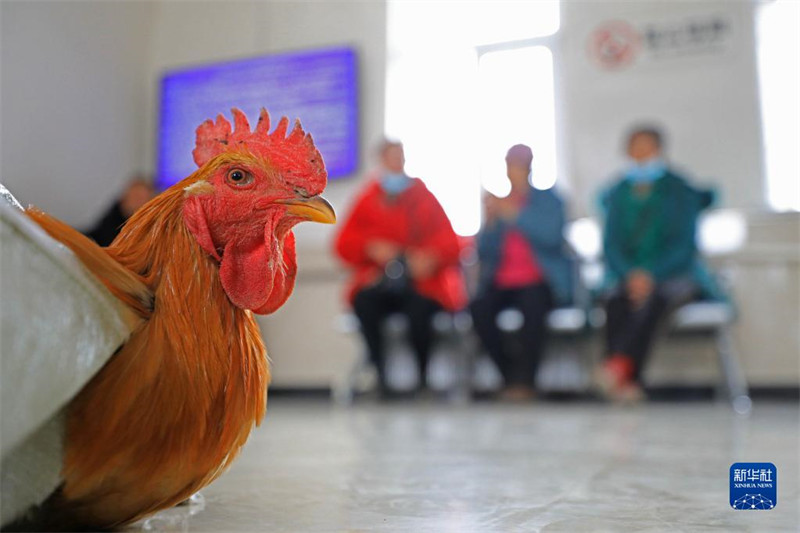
[715,325,751,414]
[448,328,475,404]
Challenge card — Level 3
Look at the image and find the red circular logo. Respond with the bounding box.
[588,21,641,70]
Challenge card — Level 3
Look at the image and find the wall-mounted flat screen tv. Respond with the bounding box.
[157,46,358,189]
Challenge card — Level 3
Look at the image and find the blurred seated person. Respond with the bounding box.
[597,125,719,402]
[470,144,573,401]
[334,140,466,396]
[84,177,155,246]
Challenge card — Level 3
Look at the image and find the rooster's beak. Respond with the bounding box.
[277,195,336,224]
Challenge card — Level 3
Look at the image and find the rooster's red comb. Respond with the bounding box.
[193,108,326,192]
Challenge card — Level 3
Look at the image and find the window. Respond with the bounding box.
[478,46,557,196]
[386,1,561,235]
[757,0,800,211]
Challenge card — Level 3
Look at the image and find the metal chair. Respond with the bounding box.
[331,310,473,404]
[671,301,751,413]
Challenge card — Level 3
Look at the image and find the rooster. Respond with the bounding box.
[12,108,335,530]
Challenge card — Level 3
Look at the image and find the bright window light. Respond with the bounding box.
[757,0,800,211]
[386,1,561,236]
[478,47,557,196]
[388,1,559,51]
[698,210,748,256]
[565,217,602,260]
[385,48,481,236]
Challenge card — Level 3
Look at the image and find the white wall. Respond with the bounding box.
[560,0,765,215]
[0,1,154,228]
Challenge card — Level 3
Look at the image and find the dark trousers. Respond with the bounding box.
[470,283,553,388]
[605,278,698,382]
[352,284,441,390]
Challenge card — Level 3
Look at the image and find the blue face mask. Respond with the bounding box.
[381,172,412,195]
[625,158,666,184]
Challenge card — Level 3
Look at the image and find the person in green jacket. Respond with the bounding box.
[597,125,718,402]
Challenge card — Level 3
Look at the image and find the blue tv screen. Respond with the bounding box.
[157,47,358,189]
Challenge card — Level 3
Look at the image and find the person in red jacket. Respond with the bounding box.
[334,140,466,396]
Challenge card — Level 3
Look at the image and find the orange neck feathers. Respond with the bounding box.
[58,170,269,528]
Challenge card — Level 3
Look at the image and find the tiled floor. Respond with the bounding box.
[131,399,799,532]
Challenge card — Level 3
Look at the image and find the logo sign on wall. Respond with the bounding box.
[588,20,641,70]
[588,14,733,70]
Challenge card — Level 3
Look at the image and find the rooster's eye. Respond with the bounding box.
[226,168,254,187]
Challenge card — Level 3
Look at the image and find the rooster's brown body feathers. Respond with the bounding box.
[26,177,268,529]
